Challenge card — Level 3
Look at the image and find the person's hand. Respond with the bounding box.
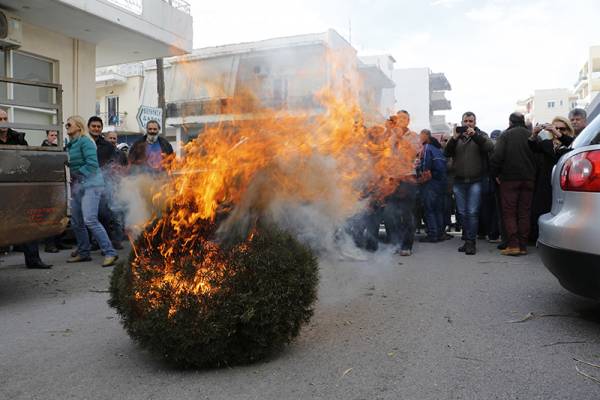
[452,127,461,140]
[545,124,561,138]
[466,127,476,137]
[532,124,543,135]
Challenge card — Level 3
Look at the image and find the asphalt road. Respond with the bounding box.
[1,238,599,399]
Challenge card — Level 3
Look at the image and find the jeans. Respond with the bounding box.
[421,179,446,239]
[500,180,535,249]
[453,181,482,242]
[71,185,117,258]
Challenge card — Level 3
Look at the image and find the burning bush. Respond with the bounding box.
[108,220,319,368]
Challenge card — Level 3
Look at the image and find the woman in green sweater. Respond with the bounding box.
[65,116,118,267]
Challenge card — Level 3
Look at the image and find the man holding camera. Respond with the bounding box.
[444,111,494,255]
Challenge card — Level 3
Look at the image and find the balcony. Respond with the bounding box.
[167,96,322,118]
[430,91,452,111]
[2,0,193,66]
[430,72,451,91]
[100,112,128,130]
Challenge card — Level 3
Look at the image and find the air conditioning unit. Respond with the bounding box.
[0,10,22,49]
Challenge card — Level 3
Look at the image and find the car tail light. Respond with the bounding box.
[560,150,600,192]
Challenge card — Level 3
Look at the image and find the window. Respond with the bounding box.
[107,96,120,126]
[547,101,556,108]
[559,100,564,107]
[0,50,57,145]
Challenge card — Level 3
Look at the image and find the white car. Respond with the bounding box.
[538,115,600,299]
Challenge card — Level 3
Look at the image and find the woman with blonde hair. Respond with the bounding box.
[529,115,575,241]
[65,115,118,267]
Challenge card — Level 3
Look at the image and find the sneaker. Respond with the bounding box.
[500,247,521,256]
[67,255,92,263]
[102,255,119,267]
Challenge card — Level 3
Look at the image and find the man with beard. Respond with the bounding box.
[129,120,174,172]
[444,111,494,255]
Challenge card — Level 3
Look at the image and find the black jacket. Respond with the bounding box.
[130,136,173,159]
[490,125,536,181]
[0,128,28,145]
[92,135,120,168]
[444,128,494,183]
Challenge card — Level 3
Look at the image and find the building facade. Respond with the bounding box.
[96,30,395,153]
[516,88,578,126]
[0,0,192,145]
[393,68,452,133]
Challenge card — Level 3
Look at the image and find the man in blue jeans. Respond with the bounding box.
[444,112,494,255]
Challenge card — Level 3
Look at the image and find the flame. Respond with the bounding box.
[129,51,417,314]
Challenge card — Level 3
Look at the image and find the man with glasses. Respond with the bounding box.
[0,109,52,268]
[444,111,494,255]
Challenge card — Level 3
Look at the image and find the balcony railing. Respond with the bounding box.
[100,112,128,128]
[167,96,321,118]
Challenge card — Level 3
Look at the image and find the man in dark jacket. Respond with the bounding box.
[0,109,52,268]
[418,129,448,242]
[87,116,123,249]
[444,111,494,255]
[490,112,536,256]
[129,120,174,172]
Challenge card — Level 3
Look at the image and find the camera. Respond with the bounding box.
[456,126,469,134]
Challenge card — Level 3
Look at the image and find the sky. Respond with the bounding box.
[190,0,600,132]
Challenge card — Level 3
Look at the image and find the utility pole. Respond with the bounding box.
[156,57,167,134]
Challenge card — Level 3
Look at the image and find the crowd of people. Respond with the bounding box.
[0,110,173,269]
[350,107,587,257]
[0,105,589,267]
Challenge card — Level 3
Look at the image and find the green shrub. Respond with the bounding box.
[109,222,319,368]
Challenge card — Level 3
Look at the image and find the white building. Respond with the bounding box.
[359,54,396,117]
[516,88,578,125]
[97,30,395,152]
[0,0,192,145]
[393,68,452,133]
[573,45,600,109]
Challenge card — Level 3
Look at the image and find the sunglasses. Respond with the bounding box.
[556,126,568,132]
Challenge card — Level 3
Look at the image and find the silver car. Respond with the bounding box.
[538,115,600,299]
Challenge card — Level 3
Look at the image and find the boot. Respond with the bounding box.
[465,240,476,255]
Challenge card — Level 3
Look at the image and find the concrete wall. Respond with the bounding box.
[393,68,431,132]
[17,21,96,145]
